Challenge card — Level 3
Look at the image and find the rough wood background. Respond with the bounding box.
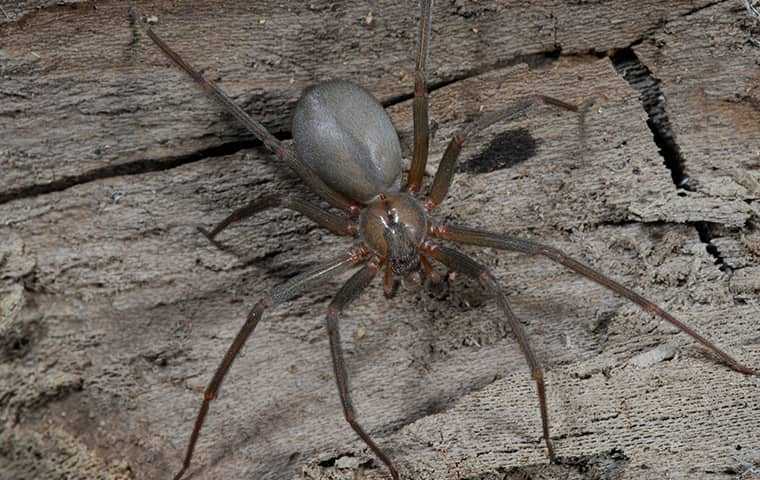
[1,1,759,479]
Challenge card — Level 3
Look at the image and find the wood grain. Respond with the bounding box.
[1,1,758,480]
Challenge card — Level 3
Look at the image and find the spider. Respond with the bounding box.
[141,2,755,479]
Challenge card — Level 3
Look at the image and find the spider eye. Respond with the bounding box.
[384,225,420,275]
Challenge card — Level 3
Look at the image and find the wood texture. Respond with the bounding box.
[1,1,758,480]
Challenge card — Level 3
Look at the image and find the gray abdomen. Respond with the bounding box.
[292,80,402,203]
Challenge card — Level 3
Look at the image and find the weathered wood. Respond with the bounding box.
[632,2,760,276]
[0,0,721,200]
[1,1,758,480]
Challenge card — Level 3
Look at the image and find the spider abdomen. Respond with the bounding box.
[292,80,403,203]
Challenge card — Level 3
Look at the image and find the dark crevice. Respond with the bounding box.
[0,1,98,30]
[0,139,260,206]
[610,47,729,271]
[681,0,730,19]
[467,449,629,480]
[611,48,690,189]
[694,222,726,267]
[317,452,370,468]
[555,448,630,480]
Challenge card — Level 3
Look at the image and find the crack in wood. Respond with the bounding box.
[611,48,689,189]
[0,0,97,29]
[0,46,576,205]
[681,0,732,19]
[0,139,259,206]
[2,1,731,208]
[610,47,731,271]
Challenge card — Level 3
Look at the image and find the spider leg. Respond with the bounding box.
[143,25,357,215]
[426,95,588,210]
[199,194,357,247]
[431,223,756,375]
[325,258,402,479]
[420,254,442,284]
[405,0,433,193]
[422,242,556,460]
[383,261,400,298]
[171,249,369,480]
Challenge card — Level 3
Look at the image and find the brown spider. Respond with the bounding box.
[141,2,755,479]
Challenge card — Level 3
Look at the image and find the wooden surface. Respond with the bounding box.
[1,1,759,479]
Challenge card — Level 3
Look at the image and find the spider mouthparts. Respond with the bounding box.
[402,270,423,291]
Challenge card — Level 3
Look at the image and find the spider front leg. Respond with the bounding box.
[405,0,433,193]
[144,24,358,214]
[426,95,589,210]
[383,262,400,298]
[171,249,369,480]
[432,223,756,375]
[198,193,356,249]
[422,242,556,459]
[325,258,402,479]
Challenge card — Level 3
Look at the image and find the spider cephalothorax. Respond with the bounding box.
[141,2,755,479]
[360,193,427,277]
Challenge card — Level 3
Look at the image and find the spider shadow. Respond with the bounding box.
[174,259,612,478]
[187,215,621,476]
[192,151,337,281]
[457,127,539,174]
[196,394,322,478]
[383,275,589,442]
[196,210,339,284]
